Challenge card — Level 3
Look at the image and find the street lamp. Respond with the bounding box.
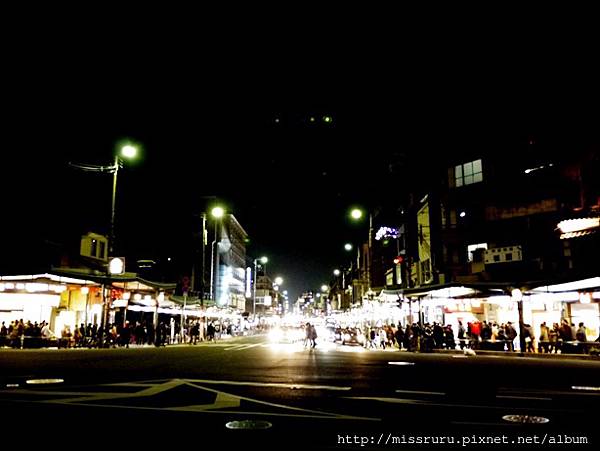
[253,256,268,317]
[110,142,139,255]
[344,243,353,251]
[69,141,140,337]
[349,207,373,291]
[70,141,139,256]
[209,206,226,303]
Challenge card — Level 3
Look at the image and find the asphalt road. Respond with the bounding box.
[1,335,599,450]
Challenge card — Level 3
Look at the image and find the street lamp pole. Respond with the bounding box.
[200,213,207,304]
[209,206,225,303]
[109,155,119,255]
[253,259,258,317]
[69,142,138,340]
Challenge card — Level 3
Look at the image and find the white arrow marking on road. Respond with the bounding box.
[2,378,371,421]
[169,391,241,411]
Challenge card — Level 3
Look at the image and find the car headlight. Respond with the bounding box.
[343,333,351,341]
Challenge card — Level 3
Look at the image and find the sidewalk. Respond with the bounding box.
[429,348,600,361]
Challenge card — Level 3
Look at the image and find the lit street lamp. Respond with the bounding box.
[110,143,139,255]
[70,141,139,256]
[209,206,225,303]
[253,256,268,317]
[349,207,373,289]
[69,140,140,336]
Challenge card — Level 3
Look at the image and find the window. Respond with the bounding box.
[467,243,488,262]
[99,241,106,259]
[90,239,97,258]
[421,259,432,283]
[454,159,483,187]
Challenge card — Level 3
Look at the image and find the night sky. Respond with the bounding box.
[2,12,599,301]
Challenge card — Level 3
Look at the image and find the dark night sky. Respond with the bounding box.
[2,10,599,301]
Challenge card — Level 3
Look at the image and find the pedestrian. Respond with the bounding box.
[538,322,549,353]
[304,322,311,347]
[310,323,318,348]
[505,322,517,352]
[576,323,587,342]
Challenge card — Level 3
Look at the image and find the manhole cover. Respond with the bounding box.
[226,420,272,430]
[502,414,549,424]
[25,378,64,385]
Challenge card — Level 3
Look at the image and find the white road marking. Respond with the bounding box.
[344,396,570,412]
[496,395,552,401]
[395,389,445,396]
[572,385,600,391]
[224,343,261,351]
[2,378,372,421]
[184,378,351,391]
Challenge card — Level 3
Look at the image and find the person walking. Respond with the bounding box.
[309,323,318,348]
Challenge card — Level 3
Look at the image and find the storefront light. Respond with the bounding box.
[123,291,131,300]
[52,285,67,293]
[557,217,600,234]
[532,277,600,293]
[4,283,15,289]
[511,288,523,301]
[580,293,592,304]
[0,283,4,291]
[134,293,142,301]
[81,286,89,295]
[16,283,25,290]
[593,292,600,300]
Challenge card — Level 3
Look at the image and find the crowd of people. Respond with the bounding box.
[0,317,234,349]
[338,319,599,354]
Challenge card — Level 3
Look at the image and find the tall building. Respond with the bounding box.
[215,214,248,310]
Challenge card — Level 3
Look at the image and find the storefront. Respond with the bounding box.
[528,277,600,341]
[0,274,101,335]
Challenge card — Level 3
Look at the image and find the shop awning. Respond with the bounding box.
[48,267,176,290]
[528,276,600,293]
[401,281,513,299]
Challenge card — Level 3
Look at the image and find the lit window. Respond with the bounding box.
[454,159,483,187]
